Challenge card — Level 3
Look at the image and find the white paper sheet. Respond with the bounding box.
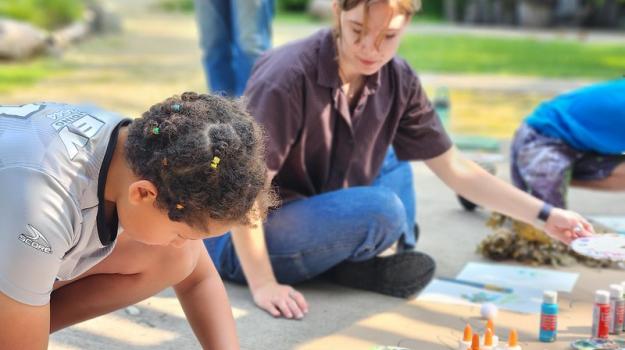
[456,262,579,293]
[417,278,543,314]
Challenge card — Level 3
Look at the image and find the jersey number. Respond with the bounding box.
[0,104,44,119]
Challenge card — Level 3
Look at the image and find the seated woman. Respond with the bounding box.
[511,79,625,209]
[204,0,593,320]
[0,92,273,349]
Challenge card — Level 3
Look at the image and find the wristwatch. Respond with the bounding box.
[537,202,553,222]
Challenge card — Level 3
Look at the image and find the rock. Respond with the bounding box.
[49,1,122,51]
[0,19,48,60]
[87,0,123,34]
[50,22,90,50]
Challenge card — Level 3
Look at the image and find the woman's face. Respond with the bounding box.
[336,1,410,77]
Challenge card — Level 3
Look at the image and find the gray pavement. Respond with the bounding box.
[49,158,625,350]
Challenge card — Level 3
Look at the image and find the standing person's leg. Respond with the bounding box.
[193,0,237,95]
[231,0,274,96]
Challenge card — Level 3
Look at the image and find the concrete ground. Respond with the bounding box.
[2,1,623,349]
[46,161,625,350]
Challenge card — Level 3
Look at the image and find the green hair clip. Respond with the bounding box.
[151,127,160,135]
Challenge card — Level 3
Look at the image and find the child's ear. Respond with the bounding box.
[128,180,158,205]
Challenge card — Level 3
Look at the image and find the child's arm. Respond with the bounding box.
[174,240,239,350]
[0,291,50,349]
[425,147,594,244]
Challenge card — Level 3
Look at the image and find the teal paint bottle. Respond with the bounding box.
[539,291,558,342]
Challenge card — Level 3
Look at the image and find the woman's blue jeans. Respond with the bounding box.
[204,149,417,284]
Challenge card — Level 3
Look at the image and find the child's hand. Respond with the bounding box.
[252,282,308,320]
[544,207,594,245]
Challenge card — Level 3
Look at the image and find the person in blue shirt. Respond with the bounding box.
[511,79,625,209]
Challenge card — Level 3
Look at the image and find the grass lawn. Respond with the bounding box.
[0,59,69,93]
[399,34,625,79]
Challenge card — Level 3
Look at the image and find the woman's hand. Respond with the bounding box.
[544,207,595,245]
[252,282,308,320]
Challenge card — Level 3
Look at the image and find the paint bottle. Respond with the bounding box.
[539,290,558,342]
[471,333,481,350]
[592,290,611,339]
[504,329,522,350]
[609,284,625,335]
[459,324,473,350]
[485,319,499,347]
[482,328,494,350]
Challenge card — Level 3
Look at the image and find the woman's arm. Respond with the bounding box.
[0,291,50,349]
[174,241,239,350]
[230,220,308,319]
[425,147,593,244]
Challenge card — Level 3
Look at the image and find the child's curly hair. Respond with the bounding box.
[125,92,275,232]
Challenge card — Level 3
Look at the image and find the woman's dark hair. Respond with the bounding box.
[125,92,275,231]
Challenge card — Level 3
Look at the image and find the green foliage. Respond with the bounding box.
[399,34,625,78]
[277,0,309,12]
[0,0,84,30]
[158,0,195,12]
[417,0,444,19]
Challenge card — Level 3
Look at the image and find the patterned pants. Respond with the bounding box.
[511,123,625,208]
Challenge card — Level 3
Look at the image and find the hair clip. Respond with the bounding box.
[171,104,181,112]
[162,158,168,167]
[210,156,221,169]
[175,203,184,210]
[151,126,160,135]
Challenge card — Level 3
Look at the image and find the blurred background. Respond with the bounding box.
[1,0,624,138]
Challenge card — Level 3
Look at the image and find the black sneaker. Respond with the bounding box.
[324,251,436,298]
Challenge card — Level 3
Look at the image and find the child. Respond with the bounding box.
[0,92,272,349]
[204,0,594,320]
[511,79,625,209]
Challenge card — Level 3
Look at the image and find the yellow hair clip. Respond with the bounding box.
[210,156,221,169]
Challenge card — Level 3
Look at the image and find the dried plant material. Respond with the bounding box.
[479,213,614,268]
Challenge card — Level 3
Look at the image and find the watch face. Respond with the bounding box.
[571,338,625,350]
[571,233,625,261]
